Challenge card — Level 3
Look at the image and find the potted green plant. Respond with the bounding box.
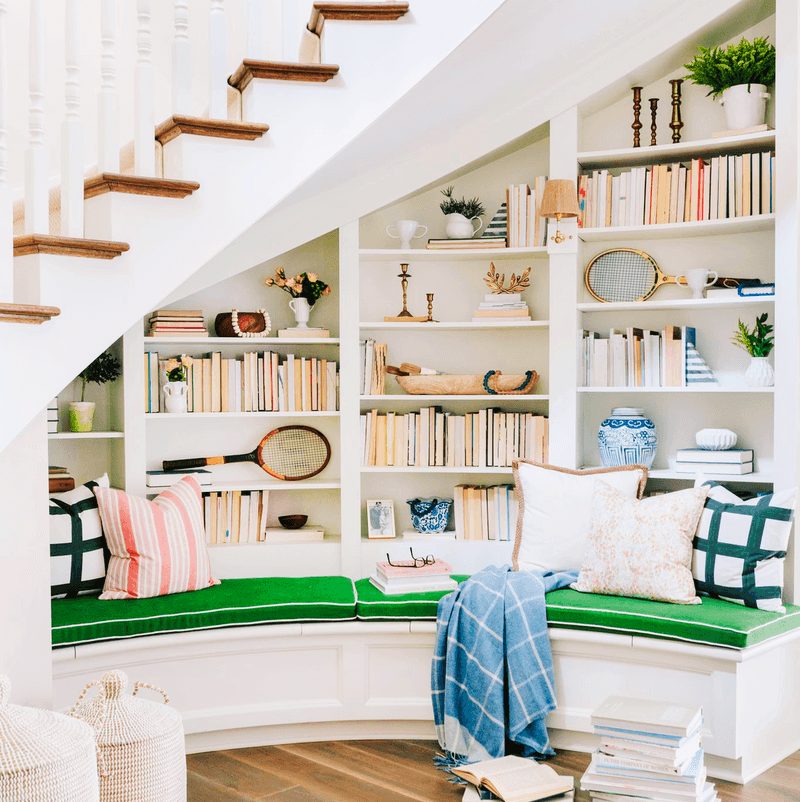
[683,36,775,131]
[70,351,122,432]
[439,186,485,239]
[732,312,774,387]
[265,268,331,329]
[162,358,189,414]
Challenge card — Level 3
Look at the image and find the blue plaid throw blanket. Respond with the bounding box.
[432,565,578,763]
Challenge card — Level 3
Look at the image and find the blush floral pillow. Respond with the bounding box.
[572,481,710,605]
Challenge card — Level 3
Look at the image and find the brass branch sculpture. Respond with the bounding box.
[483,263,531,294]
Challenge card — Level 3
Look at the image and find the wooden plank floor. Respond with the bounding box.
[188,740,800,801]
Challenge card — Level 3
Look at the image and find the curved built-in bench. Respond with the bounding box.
[51,576,800,784]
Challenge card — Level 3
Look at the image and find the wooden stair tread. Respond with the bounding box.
[14,235,130,259]
[0,303,61,324]
[309,2,409,35]
[229,60,340,92]
[155,116,270,146]
[84,174,200,200]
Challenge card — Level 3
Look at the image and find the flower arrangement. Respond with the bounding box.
[78,351,121,402]
[732,312,774,357]
[683,36,776,98]
[265,267,331,306]
[439,186,485,219]
[164,357,187,383]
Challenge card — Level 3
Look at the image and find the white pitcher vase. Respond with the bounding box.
[289,297,311,328]
[163,381,188,413]
[444,213,483,239]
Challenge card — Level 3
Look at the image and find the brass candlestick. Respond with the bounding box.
[649,98,658,146]
[425,293,437,323]
[631,87,643,148]
[669,79,684,143]
[396,263,412,318]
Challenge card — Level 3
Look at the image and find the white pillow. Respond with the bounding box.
[512,462,648,572]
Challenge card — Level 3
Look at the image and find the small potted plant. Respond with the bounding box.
[162,358,189,414]
[439,186,485,239]
[265,268,331,329]
[683,36,775,131]
[732,312,774,387]
[70,350,122,432]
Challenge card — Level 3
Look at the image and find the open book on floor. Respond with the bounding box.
[453,755,574,802]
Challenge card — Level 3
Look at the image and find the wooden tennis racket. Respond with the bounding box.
[585,248,749,303]
[162,425,331,481]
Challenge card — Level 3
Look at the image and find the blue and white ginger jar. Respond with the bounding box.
[598,407,657,468]
[407,498,452,534]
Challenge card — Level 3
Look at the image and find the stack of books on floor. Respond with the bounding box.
[473,293,531,323]
[580,695,718,802]
[457,755,574,801]
[147,309,208,337]
[369,558,456,595]
[675,448,754,476]
[49,466,75,493]
[426,237,507,250]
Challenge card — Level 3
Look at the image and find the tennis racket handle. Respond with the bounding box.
[162,457,219,471]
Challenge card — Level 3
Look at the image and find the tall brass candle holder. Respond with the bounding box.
[649,98,659,146]
[669,79,684,143]
[425,293,438,323]
[631,87,643,148]
[384,264,428,322]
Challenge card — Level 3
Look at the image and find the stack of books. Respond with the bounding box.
[360,339,387,395]
[148,309,208,337]
[453,484,517,541]
[369,558,456,595]
[580,696,718,802]
[49,466,75,493]
[457,755,574,801]
[202,489,271,545]
[425,237,507,250]
[675,448,754,476]
[506,177,548,247]
[47,397,58,434]
[473,292,531,323]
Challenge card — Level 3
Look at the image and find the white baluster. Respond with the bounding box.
[246,0,267,60]
[173,0,191,115]
[208,0,227,119]
[25,0,48,235]
[61,0,83,238]
[0,0,11,295]
[134,0,155,176]
[98,0,119,173]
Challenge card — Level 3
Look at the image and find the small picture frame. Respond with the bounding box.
[366,499,396,539]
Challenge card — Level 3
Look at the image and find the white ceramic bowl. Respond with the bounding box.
[695,428,738,450]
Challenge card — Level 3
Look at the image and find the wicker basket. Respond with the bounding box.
[396,370,539,395]
[0,675,99,802]
[67,671,186,802]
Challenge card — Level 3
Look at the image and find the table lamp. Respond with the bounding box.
[539,179,581,245]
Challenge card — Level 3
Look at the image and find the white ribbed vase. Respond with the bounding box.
[744,356,774,387]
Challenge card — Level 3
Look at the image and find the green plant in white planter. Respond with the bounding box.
[69,351,122,432]
[732,312,774,387]
[439,186,486,239]
[683,37,775,131]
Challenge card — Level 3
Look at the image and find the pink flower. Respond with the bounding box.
[307,272,319,282]
[322,285,331,296]
[286,278,296,288]
[275,276,286,287]
[265,277,274,286]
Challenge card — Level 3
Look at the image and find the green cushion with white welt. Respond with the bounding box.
[545,588,800,649]
[52,576,356,648]
[354,576,469,619]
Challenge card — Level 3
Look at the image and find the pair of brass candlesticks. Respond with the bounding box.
[631,79,684,147]
[383,263,437,323]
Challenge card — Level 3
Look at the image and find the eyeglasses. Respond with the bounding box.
[386,548,435,568]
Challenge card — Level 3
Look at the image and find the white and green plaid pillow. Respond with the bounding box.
[692,480,797,613]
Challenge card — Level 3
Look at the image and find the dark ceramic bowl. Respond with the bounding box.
[279,514,308,530]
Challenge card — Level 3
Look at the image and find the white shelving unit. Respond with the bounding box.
[48,431,124,440]
[579,214,774,242]
[359,247,547,262]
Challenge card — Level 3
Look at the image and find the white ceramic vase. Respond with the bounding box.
[745,356,774,387]
[718,83,770,131]
[386,220,428,249]
[68,401,95,433]
[444,212,483,239]
[163,381,188,413]
[289,296,311,328]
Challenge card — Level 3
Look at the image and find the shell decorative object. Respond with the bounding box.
[695,428,738,451]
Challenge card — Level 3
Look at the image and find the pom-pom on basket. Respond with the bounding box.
[0,674,100,802]
[66,671,186,802]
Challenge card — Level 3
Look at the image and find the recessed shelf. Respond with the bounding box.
[48,431,125,440]
[147,479,341,494]
[144,337,339,346]
[361,466,513,474]
[145,411,339,419]
[359,321,549,331]
[360,395,549,402]
[577,129,775,170]
[208,534,341,548]
[578,387,774,393]
[359,247,548,262]
[647,469,774,483]
[577,296,775,313]
[579,214,774,242]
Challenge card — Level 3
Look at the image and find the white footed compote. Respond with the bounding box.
[386,220,428,249]
[678,268,718,299]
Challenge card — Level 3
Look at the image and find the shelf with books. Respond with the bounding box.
[579,214,774,242]
[359,247,548,262]
[145,411,340,419]
[646,468,774,484]
[359,321,549,331]
[360,394,549,403]
[361,467,514,474]
[577,386,775,393]
[144,337,340,346]
[577,296,774,313]
[146,479,341,495]
[577,129,775,170]
[48,431,125,440]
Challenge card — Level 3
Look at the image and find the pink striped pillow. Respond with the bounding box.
[94,476,219,600]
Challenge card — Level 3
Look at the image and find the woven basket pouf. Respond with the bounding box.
[67,671,186,802]
[0,674,99,802]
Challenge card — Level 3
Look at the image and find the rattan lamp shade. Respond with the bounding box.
[539,179,581,218]
[0,675,100,802]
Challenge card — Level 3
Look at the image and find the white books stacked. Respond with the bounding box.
[580,696,718,802]
[675,448,754,476]
[473,293,531,323]
[261,525,325,542]
[369,558,457,595]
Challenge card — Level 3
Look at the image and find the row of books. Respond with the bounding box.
[578,151,774,230]
[425,237,507,250]
[147,309,209,337]
[360,339,387,396]
[454,483,518,541]
[144,352,339,413]
[675,447,754,476]
[473,292,531,323]
[369,558,456,595]
[360,409,549,468]
[506,177,549,247]
[581,326,714,388]
[580,695,718,802]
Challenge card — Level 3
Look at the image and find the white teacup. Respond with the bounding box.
[386,220,428,249]
[678,268,718,299]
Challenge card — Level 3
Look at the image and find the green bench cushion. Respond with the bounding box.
[52,576,356,648]
[354,576,469,620]
[545,588,800,649]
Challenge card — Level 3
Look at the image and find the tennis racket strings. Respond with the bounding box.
[586,250,658,303]
[259,428,330,479]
